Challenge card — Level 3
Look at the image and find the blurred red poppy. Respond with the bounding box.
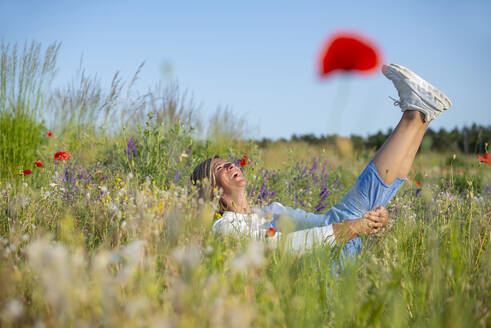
[21,169,32,175]
[54,151,70,160]
[416,181,423,187]
[240,155,248,167]
[46,131,53,138]
[266,227,276,238]
[319,32,381,77]
[477,152,491,167]
[34,161,43,167]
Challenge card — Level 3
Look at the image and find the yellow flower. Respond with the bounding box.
[179,153,188,162]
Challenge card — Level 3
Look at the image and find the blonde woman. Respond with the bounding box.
[191,64,452,255]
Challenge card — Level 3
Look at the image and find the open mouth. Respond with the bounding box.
[232,172,239,179]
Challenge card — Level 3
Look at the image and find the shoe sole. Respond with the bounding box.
[383,64,452,109]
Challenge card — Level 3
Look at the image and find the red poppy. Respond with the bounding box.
[46,131,53,138]
[34,161,43,167]
[240,155,248,167]
[416,181,423,187]
[266,227,277,238]
[54,151,71,160]
[21,169,32,175]
[319,31,381,77]
[477,152,491,167]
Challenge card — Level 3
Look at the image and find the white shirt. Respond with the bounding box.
[212,202,336,253]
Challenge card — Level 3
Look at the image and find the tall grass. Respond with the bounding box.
[0,41,59,177]
[0,40,489,327]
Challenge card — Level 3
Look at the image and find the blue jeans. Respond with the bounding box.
[323,161,405,257]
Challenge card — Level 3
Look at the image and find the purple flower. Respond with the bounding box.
[484,185,491,194]
[173,169,181,183]
[332,178,340,189]
[393,206,399,216]
[187,180,192,195]
[321,162,327,180]
[126,137,137,158]
[415,188,422,197]
[250,185,256,197]
[311,160,318,182]
[259,183,266,196]
[314,192,330,212]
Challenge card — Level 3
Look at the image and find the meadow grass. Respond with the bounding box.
[0,42,490,327]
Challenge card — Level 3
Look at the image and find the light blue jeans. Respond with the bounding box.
[323,160,405,257]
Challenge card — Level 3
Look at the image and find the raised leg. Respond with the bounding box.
[372,111,430,185]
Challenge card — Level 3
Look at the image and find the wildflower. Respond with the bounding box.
[54,151,70,160]
[172,243,202,270]
[266,227,277,238]
[173,169,181,183]
[0,299,24,323]
[477,152,491,167]
[126,137,137,159]
[319,31,381,77]
[21,170,32,175]
[314,191,330,212]
[231,241,265,272]
[46,131,53,137]
[416,181,423,187]
[179,152,188,162]
[34,161,43,167]
[240,155,248,167]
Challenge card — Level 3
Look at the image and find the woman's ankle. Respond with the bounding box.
[402,110,425,123]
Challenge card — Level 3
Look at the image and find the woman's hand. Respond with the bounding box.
[332,206,389,243]
[362,206,389,234]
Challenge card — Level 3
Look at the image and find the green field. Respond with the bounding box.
[1,42,490,327]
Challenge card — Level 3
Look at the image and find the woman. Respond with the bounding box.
[191,64,452,255]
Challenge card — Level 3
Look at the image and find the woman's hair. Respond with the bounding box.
[190,155,228,214]
[190,155,219,200]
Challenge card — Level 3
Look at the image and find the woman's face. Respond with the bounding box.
[212,158,246,193]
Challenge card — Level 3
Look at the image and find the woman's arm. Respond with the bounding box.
[332,206,389,243]
[262,202,327,231]
[213,206,389,253]
[268,206,389,253]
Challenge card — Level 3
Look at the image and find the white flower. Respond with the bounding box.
[205,245,214,254]
[0,299,24,323]
[172,243,202,270]
[231,241,265,272]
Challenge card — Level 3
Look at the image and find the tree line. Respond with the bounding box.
[258,124,490,154]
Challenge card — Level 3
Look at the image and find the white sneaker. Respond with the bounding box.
[382,63,452,122]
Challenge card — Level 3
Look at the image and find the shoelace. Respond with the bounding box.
[389,96,400,107]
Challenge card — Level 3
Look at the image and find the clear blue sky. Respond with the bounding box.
[1,0,490,139]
